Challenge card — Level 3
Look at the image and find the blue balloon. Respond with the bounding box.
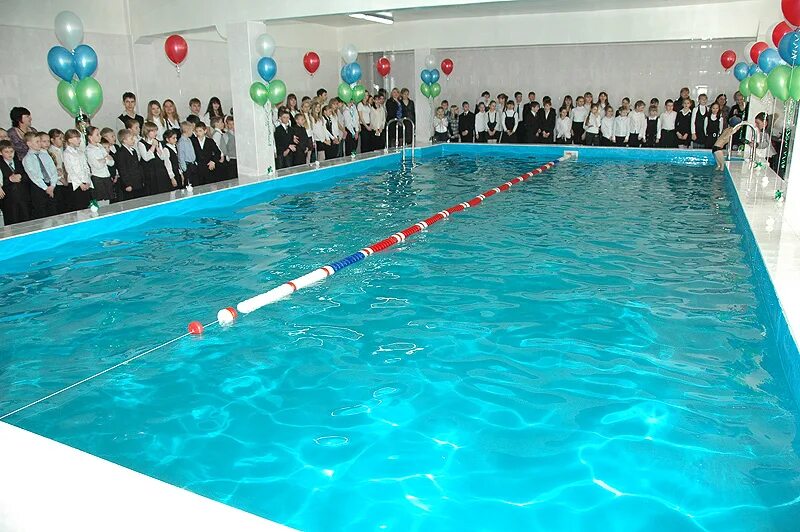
[343,62,361,84]
[758,48,781,74]
[733,62,749,81]
[430,68,440,83]
[47,46,75,82]
[779,30,800,66]
[749,63,760,77]
[420,69,433,84]
[72,44,98,80]
[257,56,277,83]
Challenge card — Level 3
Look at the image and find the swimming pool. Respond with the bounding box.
[1,146,799,530]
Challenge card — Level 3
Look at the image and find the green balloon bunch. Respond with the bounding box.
[336,82,365,104]
[249,79,286,106]
[738,65,800,102]
[57,78,103,116]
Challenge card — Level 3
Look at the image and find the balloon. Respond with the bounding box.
[750,41,769,64]
[56,80,79,115]
[420,83,431,98]
[249,81,268,106]
[164,35,188,66]
[773,21,794,47]
[257,56,277,82]
[783,0,800,27]
[749,72,768,98]
[424,54,436,69]
[255,33,275,57]
[341,44,358,63]
[758,48,782,74]
[267,79,286,105]
[303,51,320,75]
[779,30,800,65]
[54,11,84,51]
[72,44,97,80]
[420,69,433,84]
[344,62,361,84]
[352,84,366,102]
[768,64,792,100]
[739,77,751,99]
[720,50,736,70]
[790,66,800,100]
[733,62,749,81]
[744,41,756,63]
[749,63,760,77]
[47,46,76,82]
[75,77,103,115]
[338,82,353,103]
[430,82,441,98]
[441,58,453,76]
[430,69,440,83]
[376,57,391,77]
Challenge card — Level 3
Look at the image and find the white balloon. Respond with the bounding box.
[424,54,436,69]
[256,33,276,57]
[54,10,84,51]
[341,44,358,63]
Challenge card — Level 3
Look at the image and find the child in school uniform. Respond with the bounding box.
[485,101,501,143]
[613,107,630,146]
[312,105,340,161]
[100,128,120,202]
[705,102,723,149]
[138,121,172,194]
[675,98,693,148]
[433,107,449,143]
[597,92,610,114]
[500,101,518,143]
[291,114,312,167]
[458,101,475,143]
[191,122,222,184]
[162,129,182,189]
[116,129,145,199]
[537,98,556,143]
[209,116,229,179]
[555,107,572,144]
[474,102,488,143]
[524,101,541,143]
[584,104,602,146]
[62,129,93,211]
[691,93,709,149]
[0,139,32,224]
[644,105,659,148]
[47,129,71,213]
[343,101,360,155]
[657,100,678,148]
[628,101,646,148]
[571,96,587,144]
[86,126,114,205]
[222,116,237,178]
[448,105,460,142]
[22,131,59,218]
[600,106,615,146]
[177,121,197,188]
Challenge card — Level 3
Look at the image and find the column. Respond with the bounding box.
[227,21,275,178]
[782,104,800,228]
[414,48,432,144]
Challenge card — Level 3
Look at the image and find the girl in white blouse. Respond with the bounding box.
[570,96,588,144]
[555,107,572,144]
[500,101,518,143]
[357,94,372,153]
[486,101,501,143]
[312,105,339,161]
[162,99,181,131]
[600,106,615,146]
[146,100,168,141]
[584,104,602,146]
[86,126,114,204]
[63,128,93,210]
[433,107,449,143]
[656,100,678,148]
[474,102,488,143]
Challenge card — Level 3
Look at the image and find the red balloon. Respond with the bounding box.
[376,57,391,77]
[772,20,794,47]
[165,34,188,66]
[303,51,320,75]
[750,41,769,64]
[440,58,454,76]
[720,50,736,70]
[783,0,800,27]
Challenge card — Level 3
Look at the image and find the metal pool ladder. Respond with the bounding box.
[385,118,416,165]
[726,121,759,171]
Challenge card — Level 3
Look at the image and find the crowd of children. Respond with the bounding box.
[2,85,753,227]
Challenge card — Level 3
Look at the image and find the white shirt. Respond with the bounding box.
[474,111,487,133]
[433,116,448,133]
[137,139,169,163]
[690,105,709,135]
[86,144,112,178]
[370,106,386,131]
[555,116,572,139]
[613,116,630,139]
[335,109,347,139]
[629,110,646,135]
[312,117,337,143]
[357,102,371,126]
[63,146,93,190]
[585,113,602,134]
[657,111,677,138]
[514,101,524,124]
[148,118,167,141]
[601,116,615,140]
[571,106,588,124]
[344,105,359,135]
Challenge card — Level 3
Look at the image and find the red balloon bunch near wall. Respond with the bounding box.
[303,51,320,75]
[376,56,391,77]
[720,50,736,70]
[165,34,188,67]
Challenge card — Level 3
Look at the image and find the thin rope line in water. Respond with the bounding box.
[0,320,219,421]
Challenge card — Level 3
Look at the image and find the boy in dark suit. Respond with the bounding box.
[274,110,295,169]
[116,129,145,199]
[0,140,31,225]
[191,122,222,184]
[458,101,475,143]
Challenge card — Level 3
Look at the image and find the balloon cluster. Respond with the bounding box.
[723,13,800,102]
[47,11,103,117]
[419,55,442,99]
[338,44,366,104]
[249,33,286,106]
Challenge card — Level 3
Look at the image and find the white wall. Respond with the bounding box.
[1,0,128,34]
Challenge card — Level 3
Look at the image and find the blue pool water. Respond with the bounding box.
[1,150,800,530]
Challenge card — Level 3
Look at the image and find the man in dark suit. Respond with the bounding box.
[0,139,31,224]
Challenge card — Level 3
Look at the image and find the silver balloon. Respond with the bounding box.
[424,54,436,69]
[54,10,84,51]
[256,33,276,57]
[341,44,358,63]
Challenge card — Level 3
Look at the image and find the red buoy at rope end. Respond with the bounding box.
[188,321,204,335]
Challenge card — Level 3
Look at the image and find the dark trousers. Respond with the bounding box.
[0,196,30,225]
[344,131,358,156]
[601,136,614,146]
[183,164,198,187]
[71,186,93,211]
[628,133,640,148]
[572,122,585,144]
[30,185,57,219]
[615,136,627,147]
[360,126,372,153]
[227,159,238,179]
[123,186,145,200]
[54,184,72,213]
[585,132,600,146]
[475,131,488,143]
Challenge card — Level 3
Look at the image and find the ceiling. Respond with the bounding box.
[294,0,737,27]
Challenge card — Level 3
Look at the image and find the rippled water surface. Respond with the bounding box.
[2,154,799,530]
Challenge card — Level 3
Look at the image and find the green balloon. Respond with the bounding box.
[789,67,800,101]
[249,81,268,106]
[56,80,79,116]
[338,82,353,103]
[75,77,103,115]
[739,77,751,99]
[430,82,441,98]
[768,64,791,101]
[352,84,366,103]
[267,79,286,105]
[749,72,768,99]
[420,82,431,98]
